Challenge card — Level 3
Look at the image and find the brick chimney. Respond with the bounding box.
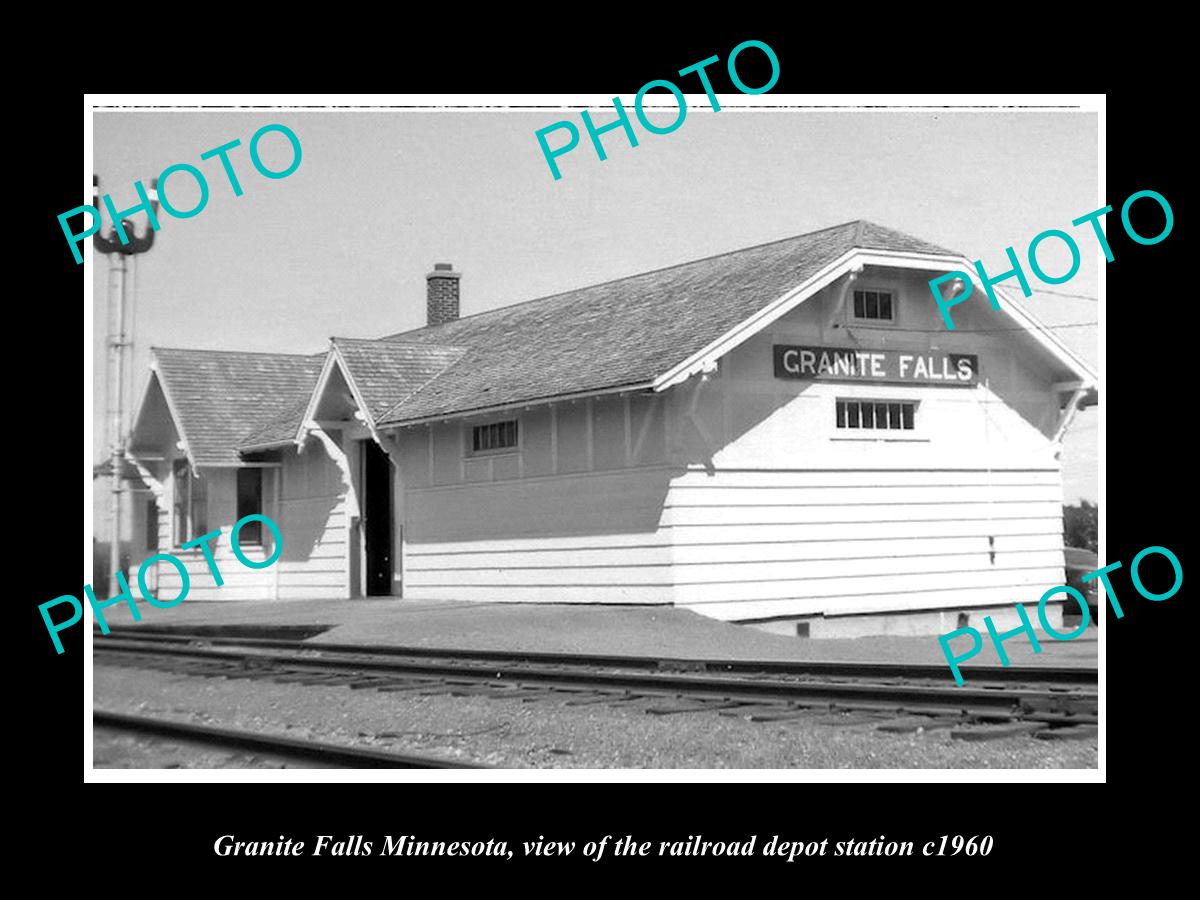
[426,263,461,327]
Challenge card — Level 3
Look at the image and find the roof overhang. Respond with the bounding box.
[237,436,294,453]
[652,248,1099,392]
[378,380,656,431]
[293,341,382,446]
[128,357,197,470]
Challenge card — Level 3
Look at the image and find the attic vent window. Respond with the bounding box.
[852,289,894,322]
[837,399,916,431]
[471,419,519,453]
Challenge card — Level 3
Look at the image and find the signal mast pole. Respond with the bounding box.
[94,175,158,587]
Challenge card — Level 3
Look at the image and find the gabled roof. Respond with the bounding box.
[236,395,314,452]
[149,348,323,466]
[134,219,1096,465]
[376,220,960,424]
[237,338,468,451]
[333,338,467,423]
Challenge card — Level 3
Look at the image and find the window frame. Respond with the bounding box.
[466,418,521,457]
[835,398,919,433]
[145,498,159,552]
[850,287,898,326]
[171,458,208,548]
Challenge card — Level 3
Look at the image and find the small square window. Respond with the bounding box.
[852,289,896,322]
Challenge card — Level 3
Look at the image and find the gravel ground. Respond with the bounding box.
[94,663,1098,769]
[93,727,312,769]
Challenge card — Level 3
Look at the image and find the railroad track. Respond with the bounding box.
[96,625,1097,684]
[94,710,481,768]
[95,627,1098,731]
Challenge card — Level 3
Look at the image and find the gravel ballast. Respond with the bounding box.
[94,662,1098,770]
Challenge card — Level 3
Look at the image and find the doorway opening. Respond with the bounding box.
[362,440,393,596]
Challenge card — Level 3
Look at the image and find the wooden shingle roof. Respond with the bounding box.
[152,348,323,465]
[376,220,957,424]
[143,220,966,462]
[333,338,467,423]
[234,339,468,450]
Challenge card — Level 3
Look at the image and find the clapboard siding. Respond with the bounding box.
[409,533,1057,569]
[276,561,344,573]
[663,286,1073,621]
[669,517,1063,544]
[268,442,350,597]
[671,550,1064,583]
[664,500,1063,526]
[406,584,672,603]
[404,530,673,556]
[669,468,1063,488]
[407,542,673,568]
[148,469,275,601]
[401,454,1066,611]
[405,467,671,542]
[153,539,277,602]
[146,445,352,601]
[405,552,1062,589]
[668,484,1060,506]
[678,566,1065,605]
[669,465,1066,620]
[402,467,674,603]
[670,532,1060,562]
[696,583,1064,621]
[406,565,673,587]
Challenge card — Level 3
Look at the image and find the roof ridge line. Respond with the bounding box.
[853,219,964,257]
[151,345,322,360]
[331,336,470,351]
[381,220,866,341]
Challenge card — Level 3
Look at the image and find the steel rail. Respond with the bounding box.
[98,626,1097,686]
[94,710,483,769]
[95,636,1097,722]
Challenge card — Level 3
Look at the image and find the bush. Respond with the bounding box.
[1063,500,1098,553]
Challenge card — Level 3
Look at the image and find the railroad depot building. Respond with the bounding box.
[125,221,1097,637]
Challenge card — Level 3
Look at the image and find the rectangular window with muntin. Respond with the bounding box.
[852,289,895,322]
[471,419,519,454]
[172,458,208,546]
[836,399,916,431]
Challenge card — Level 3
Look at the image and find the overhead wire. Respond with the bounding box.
[849,321,1097,334]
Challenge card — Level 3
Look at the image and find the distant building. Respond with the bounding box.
[126,221,1097,636]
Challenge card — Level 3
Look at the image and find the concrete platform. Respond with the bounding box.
[93,597,1098,669]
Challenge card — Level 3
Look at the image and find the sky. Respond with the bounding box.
[91,105,1099,501]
